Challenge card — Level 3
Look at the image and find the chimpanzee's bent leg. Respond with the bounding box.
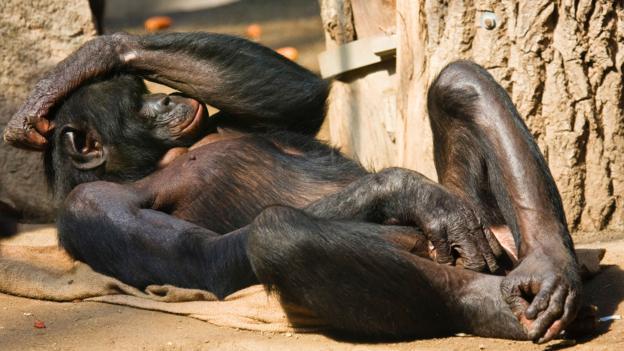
[58,181,257,299]
[427,60,572,257]
[247,206,527,339]
[428,61,581,342]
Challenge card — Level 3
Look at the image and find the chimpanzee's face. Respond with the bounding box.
[43,74,209,199]
[139,92,208,143]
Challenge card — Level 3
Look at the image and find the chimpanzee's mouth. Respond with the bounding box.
[178,98,206,137]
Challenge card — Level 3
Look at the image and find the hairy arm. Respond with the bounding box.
[59,181,256,298]
[129,33,328,133]
[4,32,328,150]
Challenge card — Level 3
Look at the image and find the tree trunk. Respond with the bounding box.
[322,0,624,234]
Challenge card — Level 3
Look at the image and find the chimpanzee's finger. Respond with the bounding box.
[500,280,533,334]
[428,233,454,265]
[559,289,580,327]
[34,117,54,136]
[454,238,486,272]
[474,228,500,273]
[2,127,47,151]
[537,319,564,344]
[528,286,567,342]
[25,129,48,149]
[525,278,556,319]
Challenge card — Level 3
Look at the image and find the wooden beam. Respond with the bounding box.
[395,0,437,180]
[318,34,396,79]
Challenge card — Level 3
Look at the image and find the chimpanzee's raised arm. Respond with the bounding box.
[3,32,328,150]
[127,33,328,133]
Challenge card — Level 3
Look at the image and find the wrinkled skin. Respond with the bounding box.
[3,33,583,342]
[502,249,581,342]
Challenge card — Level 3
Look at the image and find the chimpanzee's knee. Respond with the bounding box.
[57,183,98,244]
[428,61,487,122]
[57,181,126,259]
[435,60,488,84]
[246,206,317,285]
[428,60,521,129]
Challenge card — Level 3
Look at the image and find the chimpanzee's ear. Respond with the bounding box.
[60,125,107,170]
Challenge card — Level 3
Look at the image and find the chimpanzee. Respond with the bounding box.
[3,32,583,343]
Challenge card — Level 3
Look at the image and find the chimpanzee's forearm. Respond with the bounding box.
[4,32,328,150]
[58,181,258,298]
[119,32,328,134]
[3,37,121,149]
[304,167,500,272]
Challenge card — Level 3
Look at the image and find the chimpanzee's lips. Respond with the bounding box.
[179,99,205,137]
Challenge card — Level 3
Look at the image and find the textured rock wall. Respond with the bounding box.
[410,0,624,232]
[0,0,96,222]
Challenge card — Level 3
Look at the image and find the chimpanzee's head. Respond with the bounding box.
[44,74,209,200]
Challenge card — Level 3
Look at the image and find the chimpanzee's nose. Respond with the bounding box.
[155,95,173,113]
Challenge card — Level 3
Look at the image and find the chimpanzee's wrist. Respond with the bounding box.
[518,219,574,256]
[521,239,576,267]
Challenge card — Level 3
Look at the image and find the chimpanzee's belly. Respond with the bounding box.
[151,134,366,233]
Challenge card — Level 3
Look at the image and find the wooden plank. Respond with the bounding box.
[319,0,398,171]
[395,0,437,180]
[318,34,396,79]
[351,0,396,37]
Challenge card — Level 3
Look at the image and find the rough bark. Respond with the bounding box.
[319,0,357,44]
[0,0,96,222]
[403,0,624,232]
[325,0,623,233]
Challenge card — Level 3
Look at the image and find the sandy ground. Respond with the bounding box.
[0,235,622,351]
[1,2,622,350]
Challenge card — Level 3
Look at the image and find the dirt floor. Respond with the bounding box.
[0,234,622,351]
[1,1,622,350]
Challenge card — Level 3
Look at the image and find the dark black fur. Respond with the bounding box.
[137,33,328,135]
[44,75,168,200]
[37,32,577,341]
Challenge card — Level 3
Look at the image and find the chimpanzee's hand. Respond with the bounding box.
[3,34,131,150]
[420,198,500,273]
[3,105,52,151]
[501,251,582,343]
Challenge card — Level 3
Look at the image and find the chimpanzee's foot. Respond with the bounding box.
[465,226,599,339]
[452,273,528,339]
[459,272,599,340]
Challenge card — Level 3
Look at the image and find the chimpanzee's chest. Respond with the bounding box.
[150,135,365,234]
